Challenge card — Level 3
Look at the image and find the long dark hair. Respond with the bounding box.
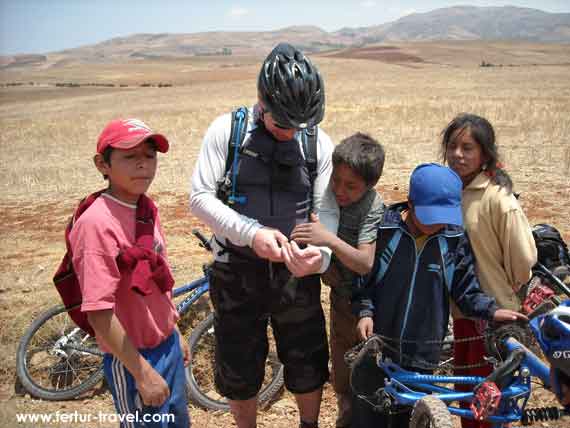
[441,113,513,192]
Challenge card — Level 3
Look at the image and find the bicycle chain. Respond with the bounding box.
[346,332,493,371]
[379,337,490,370]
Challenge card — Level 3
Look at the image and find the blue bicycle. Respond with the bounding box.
[349,266,570,428]
[15,229,284,411]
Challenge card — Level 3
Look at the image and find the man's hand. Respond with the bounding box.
[136,364,170,407]
[357,317,374,341]
[282,240,323,277]
[492,309,529,323]
[291,213,335,246]
[252,227,288,262]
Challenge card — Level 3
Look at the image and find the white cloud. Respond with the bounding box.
[387,7,417,20]
[360,1,377,7]
[228,6,249,19]
[400,8,417,17]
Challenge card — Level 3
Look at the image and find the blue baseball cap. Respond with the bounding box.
[409,163,463,226]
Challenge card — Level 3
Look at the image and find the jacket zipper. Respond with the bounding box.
[398,231,438,363]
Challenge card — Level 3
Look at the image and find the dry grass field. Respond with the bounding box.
[1,41,569,427]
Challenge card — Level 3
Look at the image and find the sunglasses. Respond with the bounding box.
[259,105,298,131]
[274,122,295,130]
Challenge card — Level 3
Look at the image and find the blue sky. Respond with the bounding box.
[1,1,569,55]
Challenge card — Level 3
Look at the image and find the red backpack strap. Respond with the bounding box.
[62,190,106,254]
[127,195,174,294]
[53,190,106,336]
[134,194,157,249]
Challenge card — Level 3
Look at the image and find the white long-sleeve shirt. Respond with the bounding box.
[190,107,339,272]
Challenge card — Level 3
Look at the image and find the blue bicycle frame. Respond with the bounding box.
[379,337,551,428]
[171,229,212,316]
[370,266,570,428]
[172,275,210,316]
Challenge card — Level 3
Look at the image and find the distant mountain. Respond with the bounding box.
[58,25,349,59]
[348,6,570,44]
[1,6,569,68]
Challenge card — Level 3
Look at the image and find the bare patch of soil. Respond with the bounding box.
[325,46,425,64]
[0,86,132,105]
[0,200,71,239]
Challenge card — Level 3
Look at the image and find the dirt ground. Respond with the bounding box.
[1,190,567,428]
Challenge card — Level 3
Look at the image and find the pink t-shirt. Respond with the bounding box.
[70,193,178,353]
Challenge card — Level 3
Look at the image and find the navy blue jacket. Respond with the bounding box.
[353,203,499,368]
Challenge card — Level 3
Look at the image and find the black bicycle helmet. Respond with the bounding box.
[258,42,325,129]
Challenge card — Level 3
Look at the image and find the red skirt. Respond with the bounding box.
[453,318,493,428]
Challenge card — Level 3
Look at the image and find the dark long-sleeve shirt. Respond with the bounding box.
[353,202,498,368]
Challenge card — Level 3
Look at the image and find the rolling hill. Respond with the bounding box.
[1,6,569,69]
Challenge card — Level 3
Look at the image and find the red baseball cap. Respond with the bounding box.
[97,118,169,154]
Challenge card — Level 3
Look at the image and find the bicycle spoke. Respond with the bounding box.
[18,305,104,399]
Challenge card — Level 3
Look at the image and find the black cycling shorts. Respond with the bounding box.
[208,260,329,400]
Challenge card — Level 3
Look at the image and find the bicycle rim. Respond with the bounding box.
[16,305,104,400]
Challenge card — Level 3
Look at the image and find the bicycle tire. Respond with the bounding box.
[410,395,453,428]
[186,313,284,411]
[16,304,104,400]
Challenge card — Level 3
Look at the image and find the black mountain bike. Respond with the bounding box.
[15,230,284,411]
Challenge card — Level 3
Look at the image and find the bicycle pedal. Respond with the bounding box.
[471,381,501,420]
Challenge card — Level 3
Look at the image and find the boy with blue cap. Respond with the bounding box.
[352,163,526,428]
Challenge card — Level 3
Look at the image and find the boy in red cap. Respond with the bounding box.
[69,118,190,427]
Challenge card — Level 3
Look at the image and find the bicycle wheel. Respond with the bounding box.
[186,313,284,411]
[410,395,453,428]
[16,304,104,400]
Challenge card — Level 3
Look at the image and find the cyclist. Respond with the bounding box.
[190,42,338,428]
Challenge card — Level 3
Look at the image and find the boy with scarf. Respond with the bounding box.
[69,119,190,427]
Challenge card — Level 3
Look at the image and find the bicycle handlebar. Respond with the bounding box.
[192,229,213,252]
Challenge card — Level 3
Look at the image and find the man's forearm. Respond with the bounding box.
[190,190,261,247]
